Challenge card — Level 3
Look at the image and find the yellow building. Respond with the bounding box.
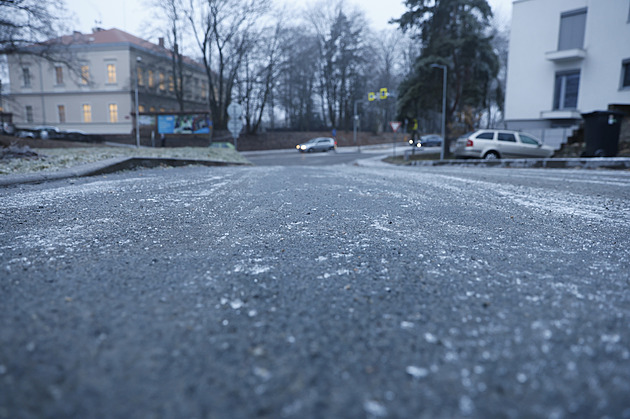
[6,28,208,135]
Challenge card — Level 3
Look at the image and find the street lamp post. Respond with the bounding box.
[353,100,361,152]
[134,56,142,148]
[431,64,447,161]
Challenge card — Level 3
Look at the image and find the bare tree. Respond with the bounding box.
[308,0,369,130]
[0,0,71,59]
[238,19,285,134]
[277,28,320,130]
[186,0,270,130]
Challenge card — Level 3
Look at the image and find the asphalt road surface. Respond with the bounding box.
[1,162,630,418]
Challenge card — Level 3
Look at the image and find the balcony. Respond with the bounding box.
[545,48,586,62]
[541,110,582,120]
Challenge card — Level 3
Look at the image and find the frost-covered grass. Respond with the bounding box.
[0,146,250,175]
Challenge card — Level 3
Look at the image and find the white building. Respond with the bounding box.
[504,0,630,146]
[6,28,208,135]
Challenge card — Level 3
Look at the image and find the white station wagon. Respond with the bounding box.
[454,130,555,160]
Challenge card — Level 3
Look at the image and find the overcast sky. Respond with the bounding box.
[63,0,512,36]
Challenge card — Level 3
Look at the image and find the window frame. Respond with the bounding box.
[81,65,90,85]
[498,132,517,142]
[159,72,165,91]
[108,103,118,123]
[553,70,581,110]
[55,66,64,85]
[621,59,630,90]
[475,132,495,140]
[58,105,66,123]
[106,63,117,84]
[22,68,31,88]
[519,134,540,146]
[25,105,33,122]
[558,8,587,51]
[82,104,92,123]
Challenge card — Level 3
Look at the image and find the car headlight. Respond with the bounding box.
[300,145,306,150]
[416,143,422,148]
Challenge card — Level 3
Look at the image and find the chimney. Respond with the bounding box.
[159,37,165,48]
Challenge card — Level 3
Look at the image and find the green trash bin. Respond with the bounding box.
[581,111,624,157]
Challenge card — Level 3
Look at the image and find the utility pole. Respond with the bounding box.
[431,64,447,161]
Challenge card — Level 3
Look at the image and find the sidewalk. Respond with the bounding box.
[0,156,249,187]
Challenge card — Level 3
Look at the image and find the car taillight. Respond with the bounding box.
[466,139,474,147]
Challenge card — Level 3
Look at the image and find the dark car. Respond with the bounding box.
[408,134,442,148]
[296,137,337,153]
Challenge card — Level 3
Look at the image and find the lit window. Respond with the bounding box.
[553,70,580,110]
[169,75,174,92]
[109,104,118,122]
[81,65,89,84]
[137,67,144,86]
[150,106,156,112]
[25,105,33,122]
[107,64,117,84]
[558,8,587,50]
[138,105,145,112]
[148,70,154,87]
[622,60,630,89]
[55,66,64,85]
[23,68,31,88]
[159,73,165,90]
[83,104,92,122]
[58,105,66,123]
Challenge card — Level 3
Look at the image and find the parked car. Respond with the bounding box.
[296,137,337,153]
[33,125,62,139]
[16,129,37,138]
[2,122,16,135]
[454,129,554,159]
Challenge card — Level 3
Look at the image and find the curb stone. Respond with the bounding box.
[0,157,250,187]
[408,157,630,170]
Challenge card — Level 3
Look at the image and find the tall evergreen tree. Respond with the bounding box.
[394,0,499,135]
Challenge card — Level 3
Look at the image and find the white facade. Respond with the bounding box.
[6,29,208,135]
[504,0,630,130]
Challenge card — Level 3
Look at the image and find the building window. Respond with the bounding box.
[81,65,90,84]
[169,75,174,92]
[553,70,580,110]
[107,64,117,84]
[148,70,154,87]
[58,105,66,123]
[137,67,144,86]
[622,60,630,89]
[83,104,92,122]
[22,68,31,88]
[25,105,33,122]
[109,104,118,122]
[159,72,165,90]
[138,105,145,112]
[150,106,156,112]
[55,66,64,85]
[201,81,207,99]
[558,8,587,50]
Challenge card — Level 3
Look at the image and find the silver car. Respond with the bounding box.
[296,137,337,153]
[454,130,554,160]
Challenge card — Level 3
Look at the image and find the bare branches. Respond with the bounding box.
[0,0,70,56]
